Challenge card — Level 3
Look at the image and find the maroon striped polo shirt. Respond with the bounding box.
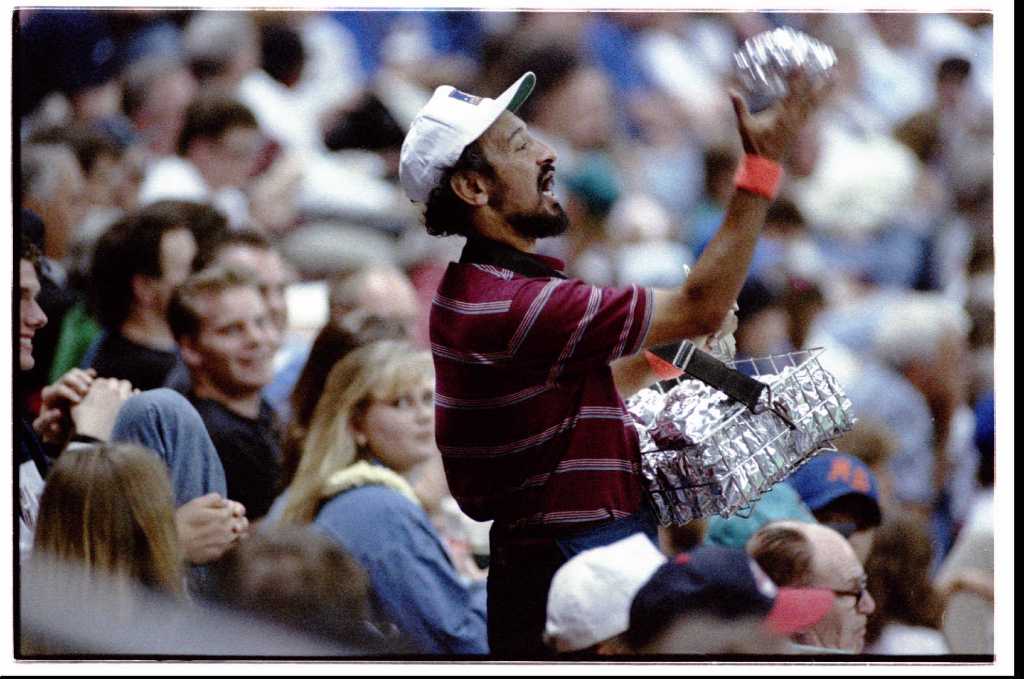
[430,237,654,536]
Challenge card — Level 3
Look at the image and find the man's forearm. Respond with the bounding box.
[644,189,770,348]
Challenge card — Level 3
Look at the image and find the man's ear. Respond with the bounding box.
[178,335,203,369]
[450,169,491,207]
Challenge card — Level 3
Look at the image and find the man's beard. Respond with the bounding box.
[507,204,570,239]
[491,182,570,240]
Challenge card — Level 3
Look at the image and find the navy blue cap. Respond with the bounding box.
[627,545,834,649]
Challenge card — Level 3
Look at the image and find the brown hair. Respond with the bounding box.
[209,527,374,645]
[747,524,815,587]
[864,516,944,644]
[32,444,184,596]
[166,263,260,341]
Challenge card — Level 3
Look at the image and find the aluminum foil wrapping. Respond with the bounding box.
[628,352,854,526]
[733,26,837,103]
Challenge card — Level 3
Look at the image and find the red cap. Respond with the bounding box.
[764,587,835,636]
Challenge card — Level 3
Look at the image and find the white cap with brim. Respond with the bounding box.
[399,71,536,204]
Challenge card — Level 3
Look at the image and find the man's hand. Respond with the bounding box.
[70,377,135,442]
[175,493,249,565]
[34,368,96,445]
[729,71,832,162]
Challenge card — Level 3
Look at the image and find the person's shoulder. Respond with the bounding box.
[317,484,426,538]
[323,483,419,514]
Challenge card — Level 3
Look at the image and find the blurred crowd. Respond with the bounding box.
[14,8,995,659]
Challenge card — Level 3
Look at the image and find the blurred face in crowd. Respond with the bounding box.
[138,66,198,157]
[476,111,569,240]
[331,267,419,339]
[19,259,48,371]
[535,66,614,150]
[181,285,277,398]
[191,124,262,190]
[143,227,197,316]
[213,244,295,335]
[797,524,876,653]
[353,375,437,476]
[27,150,88,262]
[84,150,124,208]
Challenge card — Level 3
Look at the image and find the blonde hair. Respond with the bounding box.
[32,444,184,597]
[281,340,433,525]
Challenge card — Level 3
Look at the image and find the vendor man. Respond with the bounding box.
[399,69,827,657]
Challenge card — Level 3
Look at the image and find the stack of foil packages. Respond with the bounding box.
[733,26,837,107]
[627,349,855,526]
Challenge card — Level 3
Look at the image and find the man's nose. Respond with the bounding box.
[29,301,47,329]
[535,139,557,166]
[858,589,876,615]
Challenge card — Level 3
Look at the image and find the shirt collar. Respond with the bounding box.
[459,235,567,279]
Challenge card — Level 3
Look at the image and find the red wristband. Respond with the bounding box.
[734,154,783,200]
[644,350,683,381]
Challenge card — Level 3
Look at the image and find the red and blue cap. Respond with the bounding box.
[627,544,834,649]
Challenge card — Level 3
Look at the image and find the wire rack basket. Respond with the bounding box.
[632,346,855,526]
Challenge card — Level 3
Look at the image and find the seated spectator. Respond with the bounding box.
[167,265,282,521]
[138,93,263,228]
[279,316,407,491]
[20,142,88,266]
[626,544,835,654]
[328,264,420,339]
[207,527,400,654]
[17,225,139,562]
[864,515,951,654]
[263,262,420,415]
[121,54,198,158]
[31,443,185,598]
[786,450,884,562]
[278,340,487,655]
[86,204,198,390]
[543,533,666,656]
[747,521,876,653]
[192,229,297,336]
[166,229,297,399]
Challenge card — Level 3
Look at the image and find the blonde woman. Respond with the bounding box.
[32,443,185,597]
[280,340,487,655]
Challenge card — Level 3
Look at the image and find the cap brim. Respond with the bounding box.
[764,588,835,636]
[494,71,536,114]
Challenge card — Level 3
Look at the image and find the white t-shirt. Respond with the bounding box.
[868,623,951,655]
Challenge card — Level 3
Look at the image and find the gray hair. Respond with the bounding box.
[21,143,78,202]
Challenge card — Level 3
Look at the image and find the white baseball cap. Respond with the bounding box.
[399,72,536,204]
[543,533,667,653]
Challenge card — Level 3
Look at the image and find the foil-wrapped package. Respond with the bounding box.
[733,26,837,104]
[628,348,854,526]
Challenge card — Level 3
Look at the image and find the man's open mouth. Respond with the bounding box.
[539,166,556,197]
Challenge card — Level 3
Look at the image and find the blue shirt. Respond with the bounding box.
[314,484,488,655]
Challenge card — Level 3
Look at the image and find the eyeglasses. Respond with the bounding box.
[829,578,870,608]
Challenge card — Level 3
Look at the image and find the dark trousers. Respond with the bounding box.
[486,507,658,658]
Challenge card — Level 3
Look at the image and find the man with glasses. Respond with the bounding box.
[747,521,876,653]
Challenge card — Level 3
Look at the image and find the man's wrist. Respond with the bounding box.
[734,154,783,200]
